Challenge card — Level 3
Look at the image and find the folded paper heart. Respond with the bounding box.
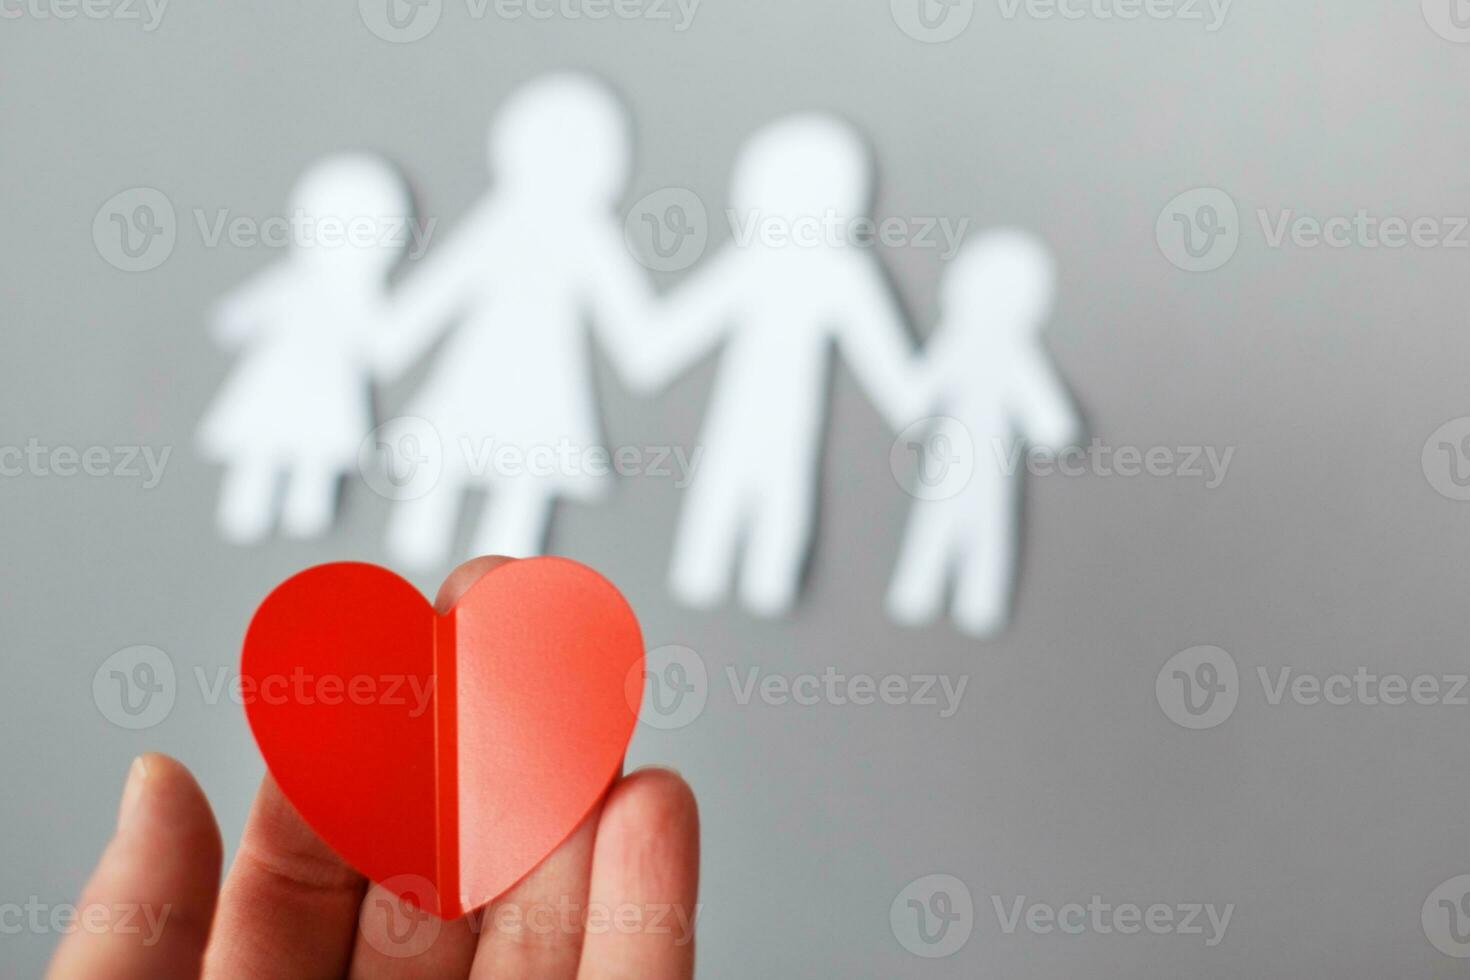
[240,557,644,919]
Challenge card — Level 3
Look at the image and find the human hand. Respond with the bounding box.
[47,557,701,980]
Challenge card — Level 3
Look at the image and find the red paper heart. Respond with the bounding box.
[240,557,644,918]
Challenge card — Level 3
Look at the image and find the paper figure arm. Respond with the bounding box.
[1008,342,1082,451]
[833,259,924,430]
[626,246,746,393]
[209,262,295,350]
[582,226,660,389]
[372,206,489,383]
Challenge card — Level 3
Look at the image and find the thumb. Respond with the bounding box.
[46,754,223,980]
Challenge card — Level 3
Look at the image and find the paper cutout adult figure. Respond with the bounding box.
[885,229,1080,637]
[199,154,411,544]
[632,115,918,616]
[372,74,654,567]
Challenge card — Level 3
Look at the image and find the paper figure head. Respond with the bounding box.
[729,113,873,225]
[942,228,1056,329]
[288,153,412,275]
[488,73,631,209]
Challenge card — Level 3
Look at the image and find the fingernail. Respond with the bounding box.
[117,756,149,832]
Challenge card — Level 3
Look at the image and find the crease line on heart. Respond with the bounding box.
[433,609,461,918]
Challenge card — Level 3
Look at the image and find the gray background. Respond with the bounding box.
[4,1,1470,976]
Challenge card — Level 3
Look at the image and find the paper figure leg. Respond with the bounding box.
[280,464,339,539]
[739,474,816,616]
[384,473,465,570]
[668,470,744,610]
[470,481,555,559]
[216,459,278,545]
[951,465,1018,638]
[885,499,957,627]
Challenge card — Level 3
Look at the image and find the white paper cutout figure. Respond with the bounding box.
[199,154,411,544]
[885,229,1080,637]
[372,74,654,567]
[633,115,919,616]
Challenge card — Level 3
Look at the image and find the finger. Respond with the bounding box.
[455,552,599,978]
[347,882,478,979]
[46,754,223,980]
[469,800,602,979]
[344,557,514,979]
[433,556,515,611]
[576,768,700,980]
[201,775,366,979]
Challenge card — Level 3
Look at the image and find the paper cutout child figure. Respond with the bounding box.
[885,229,1080,637]
[199,155,411,544]
[373,74,655,567]
[633,115,918,616]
